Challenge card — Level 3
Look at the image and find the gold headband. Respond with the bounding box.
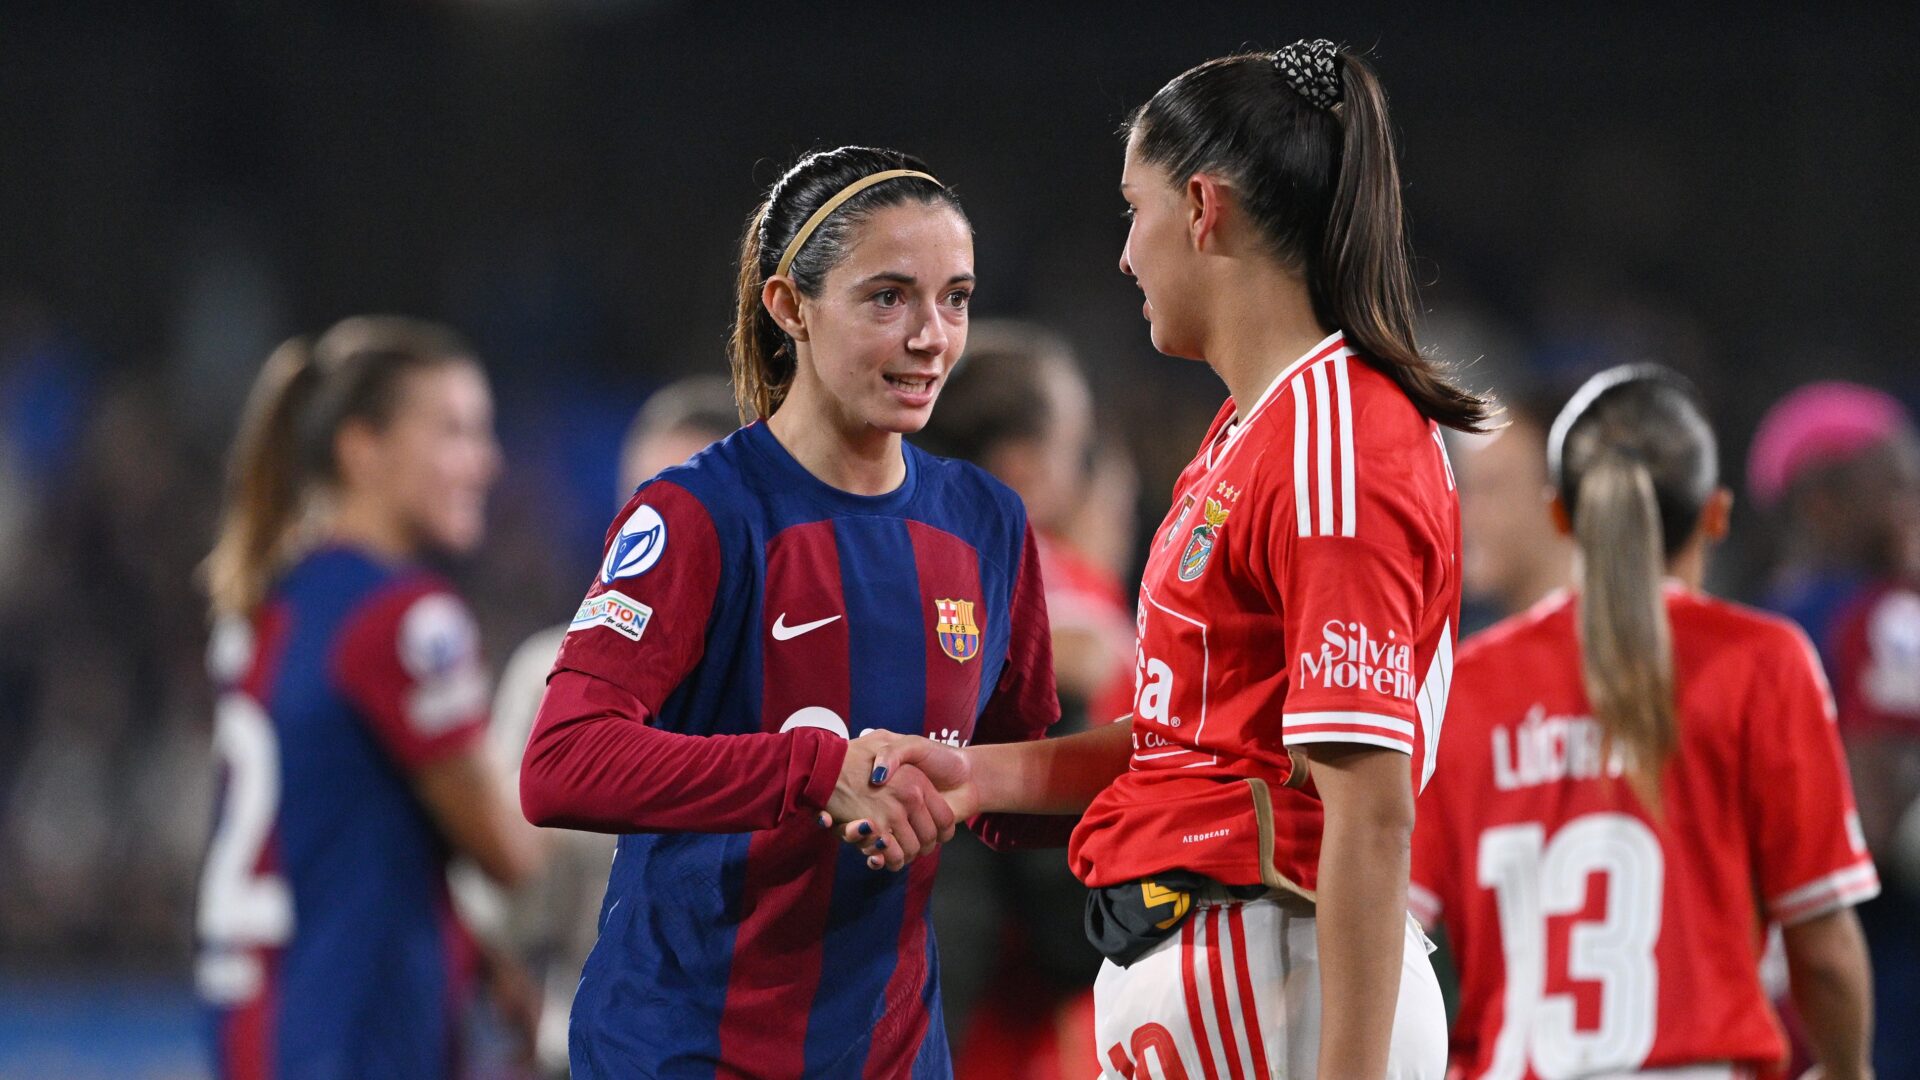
[772,169,941,279]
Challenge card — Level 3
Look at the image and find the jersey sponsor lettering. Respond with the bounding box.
[1135,652,1176,726]
[1296,619,1415,700]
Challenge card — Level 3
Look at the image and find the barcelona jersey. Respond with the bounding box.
[530,420,1059,1079]
[197,547,491,1080]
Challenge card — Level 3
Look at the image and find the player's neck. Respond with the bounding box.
[766,397,905,497]
[1666,543,1708,591]
[1202,275,1334,419]
[326,493,416,562]
[1504,544,1575,614]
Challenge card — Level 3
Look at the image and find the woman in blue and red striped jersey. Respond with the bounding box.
[518,146,1065,1079]
[198,316,542,1079]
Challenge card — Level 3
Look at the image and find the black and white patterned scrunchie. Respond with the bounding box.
[1273,38,1342,110]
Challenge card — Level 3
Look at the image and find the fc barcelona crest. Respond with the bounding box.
[1177,499,1231,582]
[935,598,981,662]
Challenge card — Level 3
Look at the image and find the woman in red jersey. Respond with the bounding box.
[845,40,1486,1080]
[1408,365,1877,1079]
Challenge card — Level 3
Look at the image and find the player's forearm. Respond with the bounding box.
[967,716,1132,815]
[1309,746,1414,1080]
[1784,907,1875,1080]
[520,669,845,833]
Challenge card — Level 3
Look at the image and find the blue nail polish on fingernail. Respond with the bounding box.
[870,765,889,784]
[857,822,872,836]
[875,838,887,850]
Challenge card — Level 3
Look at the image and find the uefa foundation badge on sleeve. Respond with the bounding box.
[571,590,654,642]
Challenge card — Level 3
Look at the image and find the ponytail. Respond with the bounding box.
[203,337,320,617]
[1550,363,1719,809]
[1128,45,1493,434]
[1322,57,1492,434]
[202,315,476,617]
[728,200,795,422]
[1572,451,1676,806]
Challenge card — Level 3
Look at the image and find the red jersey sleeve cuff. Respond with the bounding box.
[1768,860,1882,925]
[791,727,848,814]
[1283,710,1415,755]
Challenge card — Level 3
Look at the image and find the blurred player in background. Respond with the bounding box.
[913,321,1134,1077]
[469,374,736,1076]
[518,147,1066,1078]
[848,40,1485,1079]
[1749,381,1920,1076]
[1457,383,1573,634]
[1411,365,1877,1079]
[197,316,542,1078]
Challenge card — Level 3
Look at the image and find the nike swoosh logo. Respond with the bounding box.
[771,613,841,641]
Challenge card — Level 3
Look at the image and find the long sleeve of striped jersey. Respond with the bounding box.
[520,668,848,834]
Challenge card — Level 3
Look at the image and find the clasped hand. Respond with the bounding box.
[819,731,974,871]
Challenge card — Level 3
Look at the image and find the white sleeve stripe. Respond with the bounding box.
[1334,352,1356,537]
[1418,624,1454,791]
[1312,360,1335,538]
[1407,882,1443,926]
[1283,729,1413,754]
[1771,860,1880,909]
[1432,426,1457,491]
[1769,861,1882,923]
[1292,375,1313,537]
[1775,877,1882,926]
[1286,711,1416,736]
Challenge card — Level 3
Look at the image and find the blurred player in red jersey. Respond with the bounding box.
[519,147,1067,1079]
[197,317,543,1079]
[1409,365,1878,1079]
[847,41,1488,1080]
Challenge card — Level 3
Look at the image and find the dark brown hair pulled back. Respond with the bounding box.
[1127,46,1492,432]
[203,315,475,616]
[729,146,963,421]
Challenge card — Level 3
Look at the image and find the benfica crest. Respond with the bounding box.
[935,598,981,662]
[1177,498,1231,582]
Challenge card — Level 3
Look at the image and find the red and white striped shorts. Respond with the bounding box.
[1093,899,1446,1080]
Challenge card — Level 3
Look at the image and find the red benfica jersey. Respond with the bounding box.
[1411,589,1880,1079]
[1069,332,1463,895]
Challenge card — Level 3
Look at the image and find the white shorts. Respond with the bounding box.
[1093,899,1446,1080]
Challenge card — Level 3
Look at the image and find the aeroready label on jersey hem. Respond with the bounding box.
[571,590,653,642]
